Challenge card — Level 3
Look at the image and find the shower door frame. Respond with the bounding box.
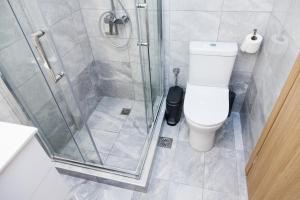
[4,0,164,179]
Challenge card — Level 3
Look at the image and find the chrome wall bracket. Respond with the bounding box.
[137,42,148,47]
[136,3,147,8]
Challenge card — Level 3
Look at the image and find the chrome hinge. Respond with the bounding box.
[137,42,148,47]
[136,3,147,8]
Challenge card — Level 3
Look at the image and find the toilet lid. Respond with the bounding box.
[184,84,229,127]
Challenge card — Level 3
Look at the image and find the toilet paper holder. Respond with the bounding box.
[240,28,263,54]
[251,29,258,40]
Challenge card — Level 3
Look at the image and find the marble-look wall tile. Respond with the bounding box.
[163,2,273,105]
[218,12,270,43]
[16,73,52,113]
[170,0,223,11]
[79,0,135,10]
[0,1,23,50]
[62,44,87,81]
[78,36,94,67]
[72,10,89,41]
[50,16,79,56]
[93,61,135,99]
[71,65,101,119]
[170,11,220,42]
[0,97,20,123]
[233,51,258,73]
[100,80,134,99]
[34,100,73,151]
[0,40,38,88]
[283,0,300,48]
[38,0,80,26]
[223,0,274,11]
[272,0,294,24]
[241,12,300,162]
[162,11,170,41]
[95,61,132,82]
[229,71,251,112]
[38,0,75,26]
[90,36,130,62]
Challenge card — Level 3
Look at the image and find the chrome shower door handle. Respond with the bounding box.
[31,30,64,83]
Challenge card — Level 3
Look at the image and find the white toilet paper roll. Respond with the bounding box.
[240,33,263,54]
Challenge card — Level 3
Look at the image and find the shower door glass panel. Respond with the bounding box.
[136,0,163,123]
[147,0,163,117]
[136,0,154,129]
[1,0,102,165]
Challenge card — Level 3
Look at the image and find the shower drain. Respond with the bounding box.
[157,137,173,148]
[121,108,131,115]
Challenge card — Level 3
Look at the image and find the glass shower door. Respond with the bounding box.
[0,0,103,165]
[136,0,163,125]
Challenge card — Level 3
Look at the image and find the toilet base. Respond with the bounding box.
[187,122,222,152]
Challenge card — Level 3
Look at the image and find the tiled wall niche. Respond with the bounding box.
[240,0,300,161]
[162,0,273,112]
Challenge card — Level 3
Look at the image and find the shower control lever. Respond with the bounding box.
[31,30,64,83]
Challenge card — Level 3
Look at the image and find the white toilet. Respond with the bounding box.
[184,41,238,151]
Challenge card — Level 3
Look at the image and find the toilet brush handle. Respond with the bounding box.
[173,68,180,86]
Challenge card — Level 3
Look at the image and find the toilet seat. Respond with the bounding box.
[184,83,229,127]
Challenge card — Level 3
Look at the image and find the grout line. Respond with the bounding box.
[217,0,225,41]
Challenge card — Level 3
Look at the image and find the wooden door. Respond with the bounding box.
[246,54,300,200]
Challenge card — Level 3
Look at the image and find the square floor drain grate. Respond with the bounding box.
[121,108,131,115]
[157,137,173,148]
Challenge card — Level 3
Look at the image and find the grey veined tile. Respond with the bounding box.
[161,121,180,140]
[171,141,205,187]
[109,133,146,160]
[215,116,235,150]
[105,155,139,171]
[178,117,189,142]
[90,129,119,154]
[203,189,238,200]
[167,182,203,200]
[87,97,133,132]
[204,147,238,196]
[63,175,134,200]
[134,179,169,200]
[151,139,177,181]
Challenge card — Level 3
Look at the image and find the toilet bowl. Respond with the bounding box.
[184,41,238,151]
[184,84,229,151]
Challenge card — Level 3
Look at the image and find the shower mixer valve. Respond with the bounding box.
[103,12,129,35]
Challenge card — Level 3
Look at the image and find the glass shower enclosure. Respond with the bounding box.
[0,0,163,178]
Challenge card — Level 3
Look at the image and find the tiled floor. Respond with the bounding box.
[63,112,248,200]
[61,97,148,171]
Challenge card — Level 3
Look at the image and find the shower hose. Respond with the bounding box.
[98,0,132,49]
